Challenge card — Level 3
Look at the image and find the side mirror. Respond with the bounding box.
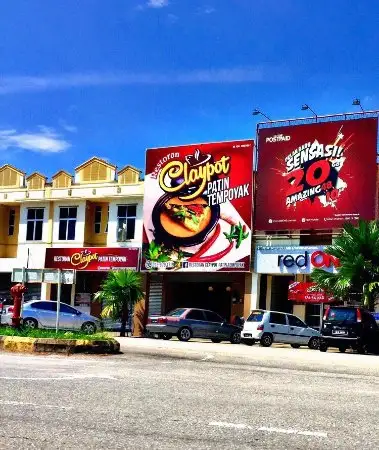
[76,310,81,315]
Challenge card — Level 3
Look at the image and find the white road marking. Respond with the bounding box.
[1,400,72,410]
[0,374,117,381]
[259,426,327,438]
[209,422,247,429]
[209,422,327,438]
[199,354,214,362]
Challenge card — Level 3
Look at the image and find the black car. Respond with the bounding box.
[320,306,379,354]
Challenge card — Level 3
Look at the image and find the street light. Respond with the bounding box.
[352,98,364,112]
[301,104,318,118]
[252,108,272,121]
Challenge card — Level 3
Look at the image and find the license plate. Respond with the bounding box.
[244,333,252,337]
[151,319,157,323]
[332,329,348,336]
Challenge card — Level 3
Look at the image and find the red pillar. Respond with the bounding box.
[10,283,27,328]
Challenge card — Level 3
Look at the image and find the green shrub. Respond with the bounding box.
[0,326,111,341]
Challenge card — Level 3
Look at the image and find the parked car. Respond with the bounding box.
[102,316,133,334]
[146,308,242,344]
[319,306,379,354]
[241,309,320,349]
[1,300,101,334]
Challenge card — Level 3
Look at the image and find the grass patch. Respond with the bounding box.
[0,326,112,341]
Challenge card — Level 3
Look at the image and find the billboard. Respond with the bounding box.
[288,281,335,304]
[142,140,254,271]
[45,247,140,271]
[255,118,378,230]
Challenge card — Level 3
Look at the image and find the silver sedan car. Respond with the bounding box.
[2,300,101,334]
[146,308,242,343]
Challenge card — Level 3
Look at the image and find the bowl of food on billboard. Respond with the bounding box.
[142,141,254,272]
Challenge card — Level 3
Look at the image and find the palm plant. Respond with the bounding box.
[94,270,144,337]
[311,220,379,311]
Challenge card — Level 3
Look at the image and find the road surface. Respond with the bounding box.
[1,342,379,449]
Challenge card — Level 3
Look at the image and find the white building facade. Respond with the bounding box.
[0,157,144,316]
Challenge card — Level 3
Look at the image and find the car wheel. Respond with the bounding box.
[319,342,328,352]
[260,333,273,347]
[230,331,241,344]
[81,322,96,334]
[23,318,38,329]
[177,327,192,342]
[338,347,346,353]
[242,339,255,346]
[308,337,319,350]
[290,344,301,349]
[211,338,222,343]
[162,334,172,340]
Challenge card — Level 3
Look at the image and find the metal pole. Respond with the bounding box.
[55,269,62,333]
[319,304,324,331]
[20,267,26,317]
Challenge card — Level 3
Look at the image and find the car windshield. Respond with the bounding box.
[247,311,264,322]
[327,308,357,322]
[167,308,187,317]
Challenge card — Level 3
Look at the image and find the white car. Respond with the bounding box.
[241,309,320,349]
[1,300,101,334]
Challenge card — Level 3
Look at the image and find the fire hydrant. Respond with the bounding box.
[10,283,27,328]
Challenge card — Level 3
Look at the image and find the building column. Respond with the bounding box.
[266,275,272,310]
[40,283,51,301]
[243,272,260,319]
[70,283,76,306]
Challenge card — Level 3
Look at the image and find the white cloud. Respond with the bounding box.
[167,13,178,23]
[0,66,289,95]
[59,119,78,133]
[147,0,168,7]
[0,127,70,153]
[198,6,215,14]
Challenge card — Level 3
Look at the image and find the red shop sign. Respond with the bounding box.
[45,247,140,271]
[288,281,334,304]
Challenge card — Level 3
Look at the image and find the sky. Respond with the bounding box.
[0,0,378,176]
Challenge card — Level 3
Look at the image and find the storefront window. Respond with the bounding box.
[94,206,102,234]
[26,208,44,241]
[59,207,77,241]
[117,204,136,241]
[8,209,15,236]
[305,303,322,329]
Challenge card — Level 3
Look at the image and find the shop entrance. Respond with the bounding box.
[270,275,294,313]
[165,281,233,320]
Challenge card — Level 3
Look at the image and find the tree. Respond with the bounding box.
[94,270,144,337]
[311,220,379,311]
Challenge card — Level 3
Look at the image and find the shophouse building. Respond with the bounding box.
[0,157,144,317]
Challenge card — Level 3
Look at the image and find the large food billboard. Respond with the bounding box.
[142,140,254,271]
[255,118,378,230]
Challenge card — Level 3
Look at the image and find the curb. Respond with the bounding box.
[0,335,120,355]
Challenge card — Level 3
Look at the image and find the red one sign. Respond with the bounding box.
[255,118,378,230]
[45,247,140,271]
[288,282,335,304]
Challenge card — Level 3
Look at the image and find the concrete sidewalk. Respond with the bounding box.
[115,336,379,376]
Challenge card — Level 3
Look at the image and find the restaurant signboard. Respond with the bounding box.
[142,140,254,271]
[45,247,140,271]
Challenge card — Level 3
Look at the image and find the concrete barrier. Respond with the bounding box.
[0,335,120,355]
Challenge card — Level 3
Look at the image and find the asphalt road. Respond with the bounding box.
[1,344,379,449]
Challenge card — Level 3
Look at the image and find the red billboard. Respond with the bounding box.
[45,247,140,271]
[255,118,378,230]
[142,140,254,271]
[288,282,335,304]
